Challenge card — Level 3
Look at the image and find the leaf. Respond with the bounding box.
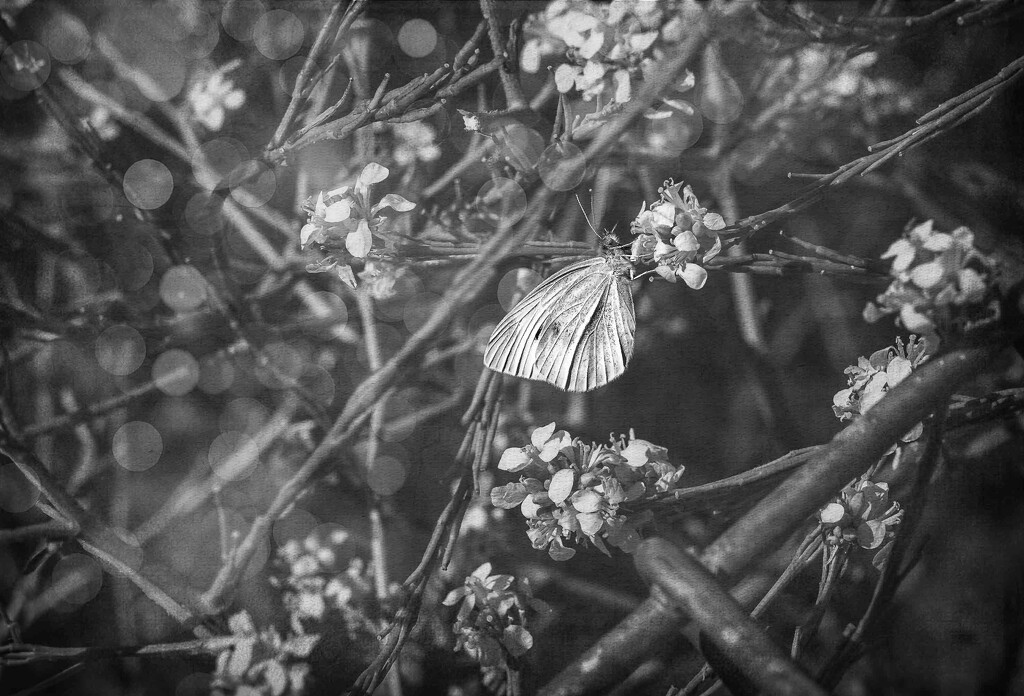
[263,661,288,696]
[548,469,575,505]
[491,482,528,508]
[503,626,534,657]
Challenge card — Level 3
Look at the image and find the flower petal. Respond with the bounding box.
[499,447,532,472]
[554,64,577,93]
[324,200,352,223]
[531,423,557,449]
[299,223,321,247]
[548,469,575,505]
[680,263,708,289]
[673,230,699,252]
[358,162,389,187]
[345,220,373,257]
[372,193,416,215]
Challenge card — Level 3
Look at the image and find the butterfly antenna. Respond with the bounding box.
[575,192,601,241]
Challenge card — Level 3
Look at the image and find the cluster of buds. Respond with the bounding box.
[630,180,725,289]
[272,528,377,640]
[521,0,691,104]
[818,479,903,566]
[300,163,415,287]
[490,423,684,561]
[212,610,318,696]
[443,562,538,670]
[865,221,1000,343]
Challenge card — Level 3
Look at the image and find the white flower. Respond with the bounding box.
[188,65,245,131]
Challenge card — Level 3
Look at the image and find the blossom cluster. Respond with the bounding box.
[818,479,903,567]
[490,423,684,561]
[442,562,538,670]
[212,610,318,696]
[187,61,245,131]
[271,527,379,641]
[375,121,441,167]
[865,221,1000,342]
[300,163,415,287]
[521,0,691,104]
[630,180,725,289]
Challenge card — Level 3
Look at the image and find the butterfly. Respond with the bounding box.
[483,254,636,392]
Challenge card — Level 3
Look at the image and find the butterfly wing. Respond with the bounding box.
[484,257,635,392]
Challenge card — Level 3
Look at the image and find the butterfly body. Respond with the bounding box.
[484,255,636,392]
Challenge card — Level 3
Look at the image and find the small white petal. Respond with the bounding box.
[680,263,707,289]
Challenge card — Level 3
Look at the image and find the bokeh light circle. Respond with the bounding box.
[176,673,213,696]
[397,19,437,58]
[39,13,91,64]
[699,76,743,124]
[297,364,335,407]
[497,268,542,311]
[209,431,259,481]
[255,342,304,389]
[253,10,305,60]
[108,239,154,291]
[302,291,349,334]
[404,292,451,334]
[193,138,249,191]
[221,1,266,42]
[478,178,527,228]
[0,41,51,91]
[159,265,207,312]
[51,553,103,606]
[123,159,174,210]
[272,507,319,546]
[95,324,146,376]
[183,191,225,236]
[220,397,270,433]
[153,349,201,396]
[644,100,704,156]
[367,454,407,496]
[198,353,235,394]
[496,122,545,171]
[113,421,163,472]
[537,141,586,191]
[0,462,40,513]
[228,160,277,207]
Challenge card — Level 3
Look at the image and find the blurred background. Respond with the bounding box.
[1,0,1023,694]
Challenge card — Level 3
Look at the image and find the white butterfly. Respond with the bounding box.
[483,255,636,392]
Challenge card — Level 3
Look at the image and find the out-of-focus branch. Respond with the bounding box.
[539,340,1005,696]
[0,636,237,665]
[267,0,366,150]
[637,538,828,696]
[722,52,1024,240]
[758,0,1024,44]
[0,435,202,628]
[480,0,527,110]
